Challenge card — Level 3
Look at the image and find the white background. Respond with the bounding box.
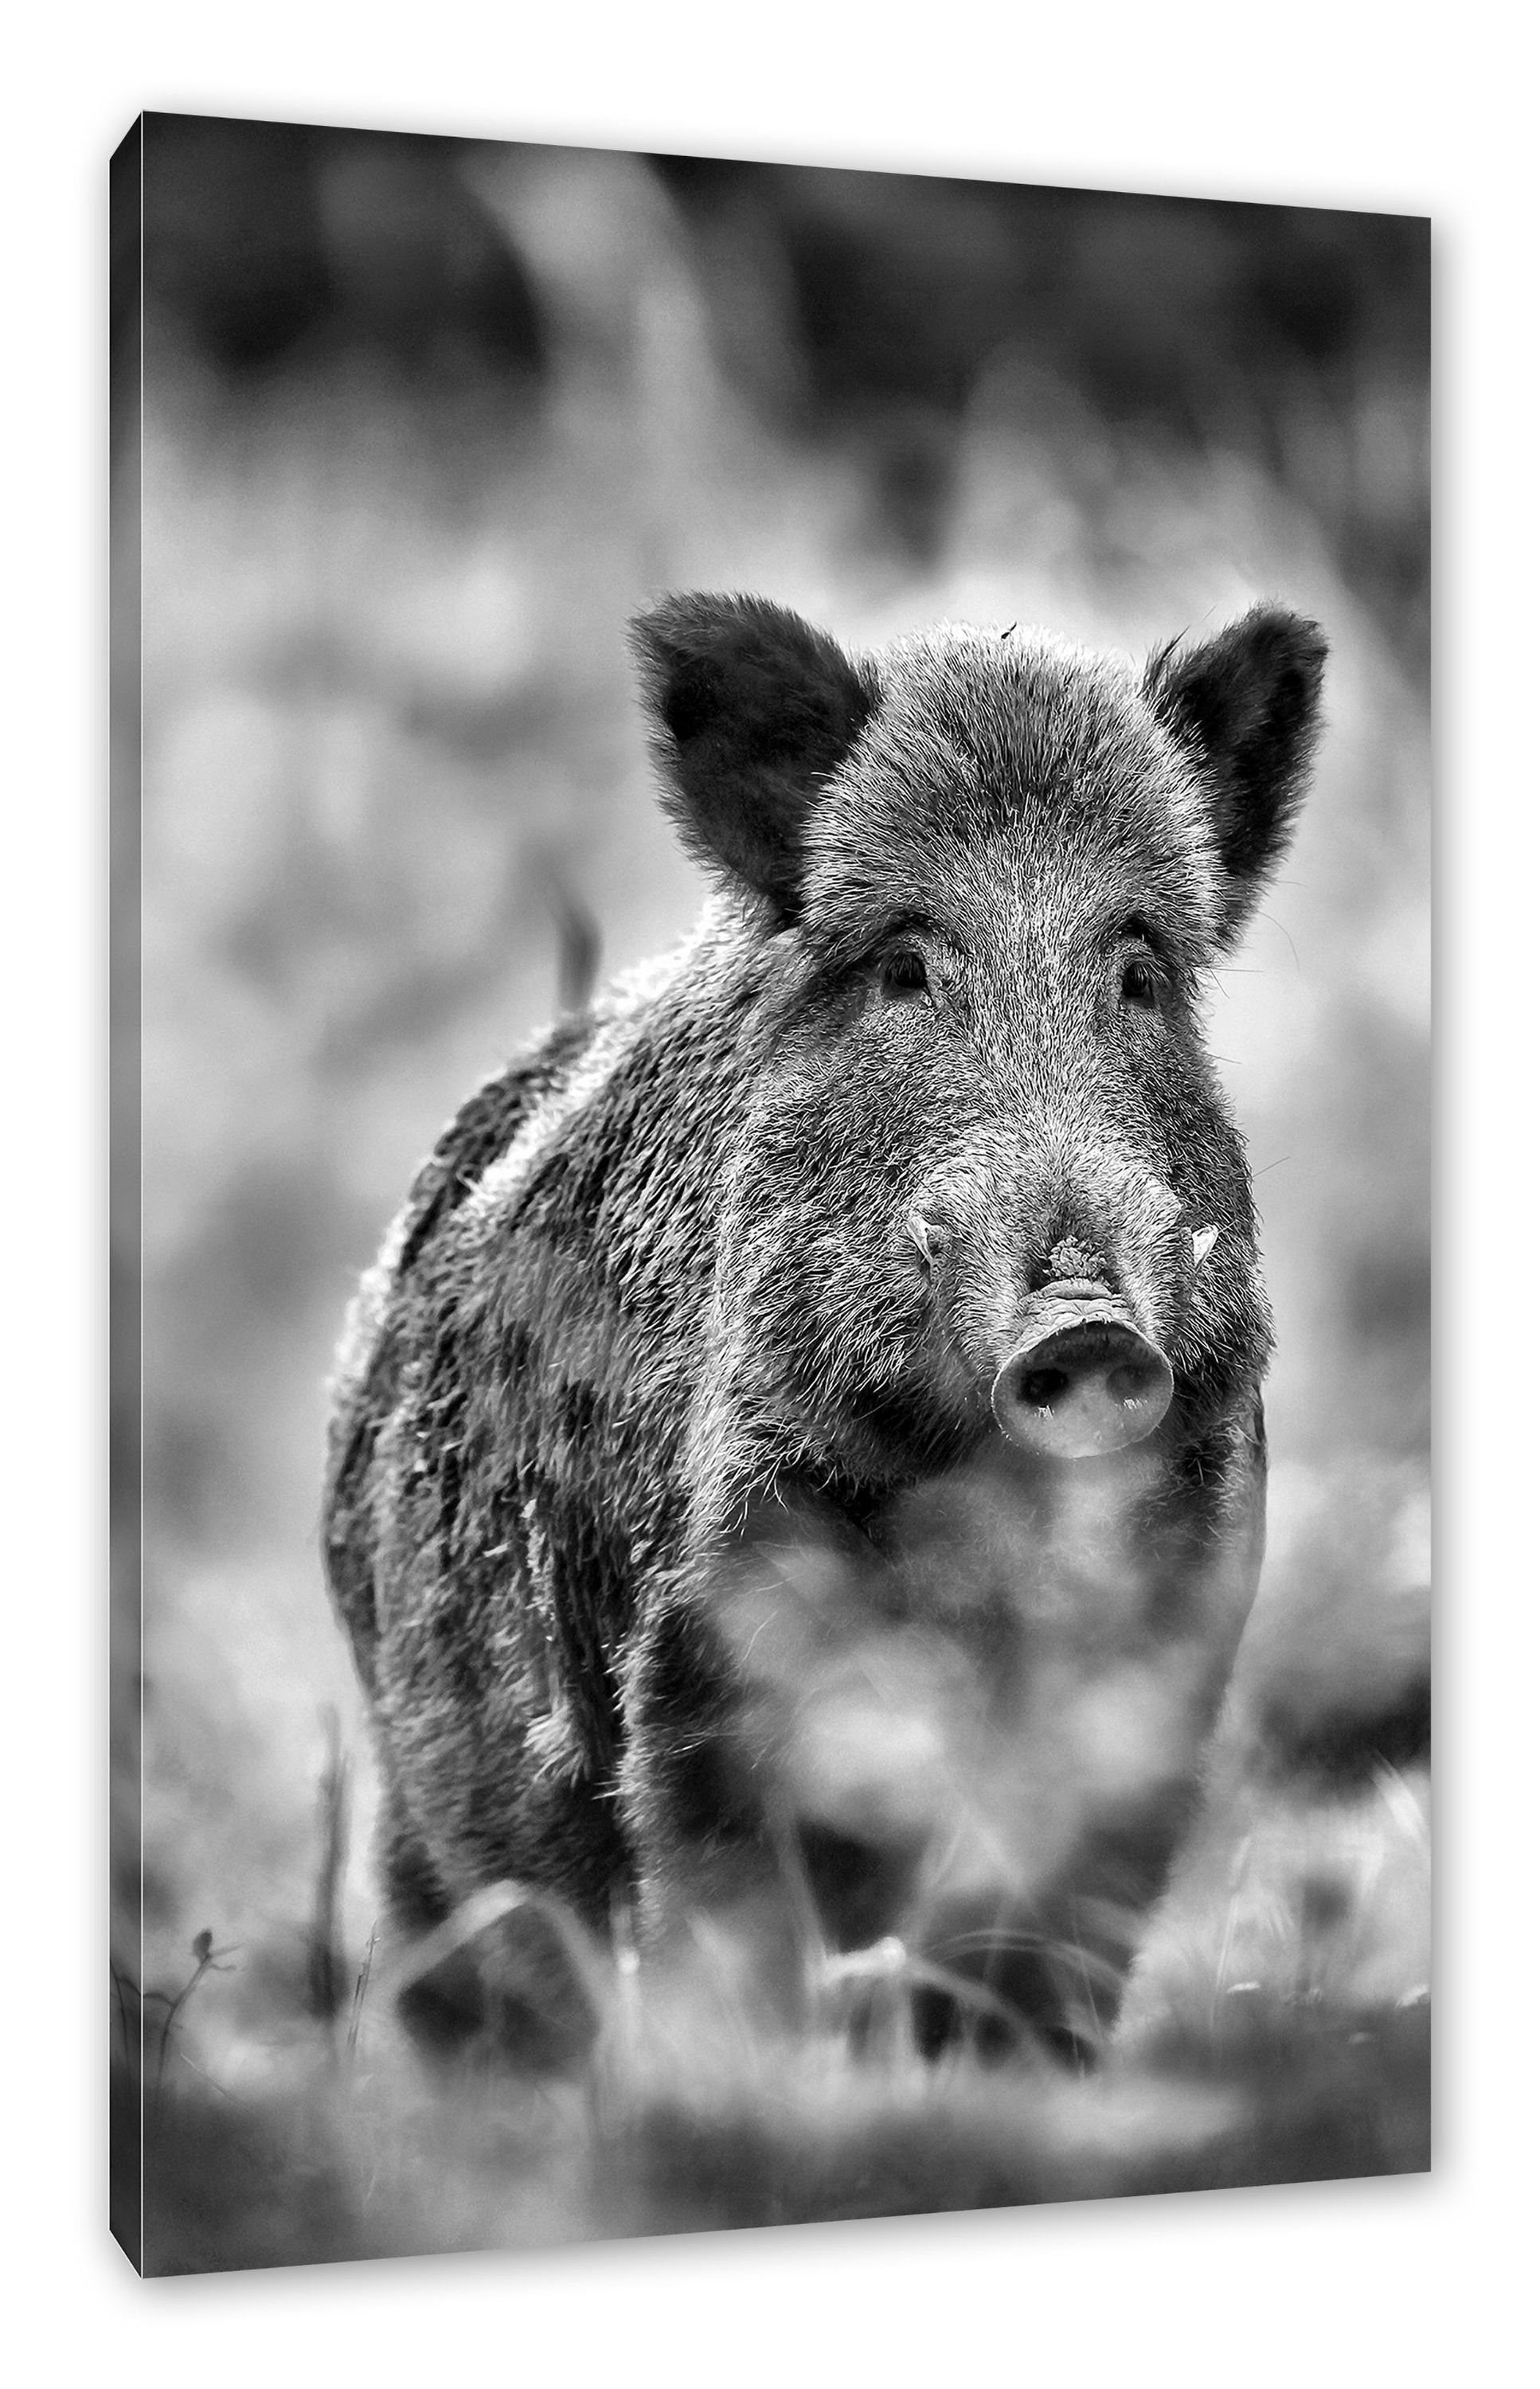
[1,5,1527,2382]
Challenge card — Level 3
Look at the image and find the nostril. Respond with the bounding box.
[1019,1366,1071,1409]
[1108,1359,1162,1405]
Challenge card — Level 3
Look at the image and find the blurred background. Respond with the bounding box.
[118,113,1429,2240]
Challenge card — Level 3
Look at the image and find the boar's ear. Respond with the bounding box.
[1144,605,1327,950]
[630,592,875,913]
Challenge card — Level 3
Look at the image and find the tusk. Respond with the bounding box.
[905,1212,951,1269]
[1191,1225,1218,1267]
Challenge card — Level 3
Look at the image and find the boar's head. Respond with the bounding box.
[632,595,1325,1490]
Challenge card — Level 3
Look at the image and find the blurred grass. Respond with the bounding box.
[118,122,1429,2270]
[127,1798,1429,2273]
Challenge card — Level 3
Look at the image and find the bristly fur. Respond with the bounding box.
[325,592,1327,2062]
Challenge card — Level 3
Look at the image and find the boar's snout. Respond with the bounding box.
[991,1286,1174,1461]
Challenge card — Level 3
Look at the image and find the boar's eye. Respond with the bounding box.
[1120,956,1160,1008]
[1115,918,1167,1011]
[881,950,929,999]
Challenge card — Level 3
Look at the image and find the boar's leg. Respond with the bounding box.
[910,1781,1206,2068]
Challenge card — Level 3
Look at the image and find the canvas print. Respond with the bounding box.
[111,113,1431,2275]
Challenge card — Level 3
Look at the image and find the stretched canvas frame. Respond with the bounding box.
[111,111,1430,2276]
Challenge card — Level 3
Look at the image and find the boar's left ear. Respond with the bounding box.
[630,592,876,914]
[1143,605,1327,949]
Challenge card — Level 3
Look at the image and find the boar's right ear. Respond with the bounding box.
[1143,605,1327,950]
[630,593,875,913]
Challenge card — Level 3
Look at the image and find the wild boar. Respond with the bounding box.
[324,592,1326,2060]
